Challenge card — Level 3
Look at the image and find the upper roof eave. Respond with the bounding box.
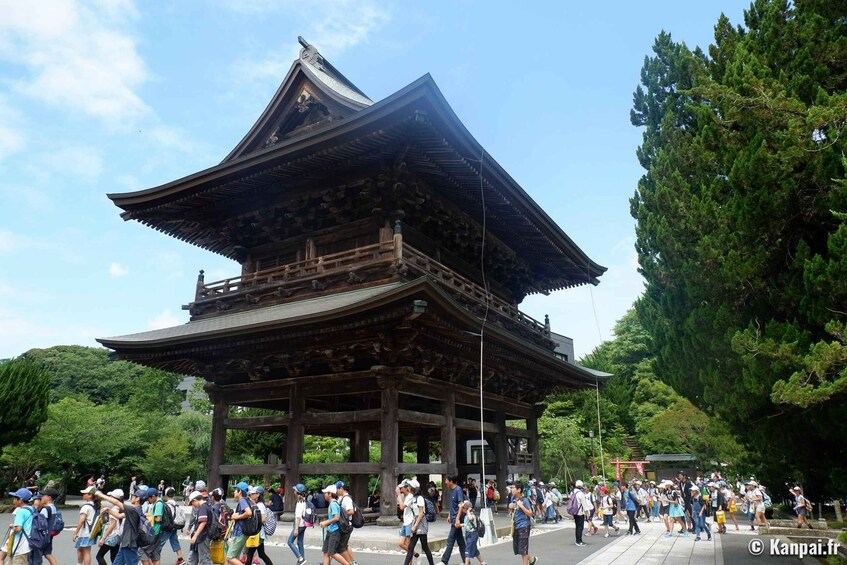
[106,74,605,279]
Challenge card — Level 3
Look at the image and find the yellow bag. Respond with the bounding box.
[90,514,104,538]
[715,510,726,524]
[5,527,13,555]
[210,540,225,564]
[246,534,260,548]
[729,502,737,513]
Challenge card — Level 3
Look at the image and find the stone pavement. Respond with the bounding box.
[575,519,725,565]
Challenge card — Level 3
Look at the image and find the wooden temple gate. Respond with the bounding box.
[98,38,606,524]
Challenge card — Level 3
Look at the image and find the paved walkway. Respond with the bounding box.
[576,518,727,565]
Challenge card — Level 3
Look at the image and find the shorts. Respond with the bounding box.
[322,530,341,555]
[225,534,247,559]
[399,525,412,537]
[42,540,53,555]
[755,504,765,514]
[138,536,163,562]
[660,506,669,516]
[75,536,98,548]
[337,530,351,553]
[603,514,615,527]
[10,554,28,565]
[465,532,479,558]
[796,508,807,517]
[512,526,529,556]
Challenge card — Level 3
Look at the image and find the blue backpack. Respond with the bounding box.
[23,507,52,551]
[49,506,65,536]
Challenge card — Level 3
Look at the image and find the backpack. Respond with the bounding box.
[23,507,51,551]
[475,516,486,538]
[803,497,813,512]
[161,501,176,532]
[336,501,353,534]
[762,491,772,508]
[240,500,262,537]
[48,506,65,537]
[135,507,156,547]
[342,495,364,529]
[424,497,437,522]
[263,506,277,536]
[566,492,581,516]
[171,501,186,530]
[207,503,228,542]
[303,499,316,527]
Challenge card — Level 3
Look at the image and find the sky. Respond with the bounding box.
[0,0,754,360]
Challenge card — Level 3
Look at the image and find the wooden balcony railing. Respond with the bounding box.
[188,235,551,342]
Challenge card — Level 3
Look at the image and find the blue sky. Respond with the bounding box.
[0,0,752,360]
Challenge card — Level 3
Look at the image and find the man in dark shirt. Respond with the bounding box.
[440,474,466,565]
[187,490,212,565]
[268,488,284,513]
[678,472,695,532]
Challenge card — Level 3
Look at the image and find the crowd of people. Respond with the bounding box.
[3,470,818,565]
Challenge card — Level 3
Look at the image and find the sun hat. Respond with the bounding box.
[235,481,250,493]
[80,486,97,495]
[107,489,125,499]
[322,485,337,494]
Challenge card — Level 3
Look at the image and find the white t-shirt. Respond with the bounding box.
[257,502,267,539]
[402,493,415,526]
[602,495,615,515]
[294,500,305,524]
[80,503,96,536]
[340,495,354,515]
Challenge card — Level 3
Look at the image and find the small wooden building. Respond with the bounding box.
[98,38,606,523]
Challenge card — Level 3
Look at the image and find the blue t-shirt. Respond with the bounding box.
[448,485,464,521]
[327,501,341,533]
[513,497,532,529]
[232,498,250,536]
[12,506,34,555]
[624,490,638,511]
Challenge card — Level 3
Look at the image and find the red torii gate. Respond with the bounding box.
[612,458,652,481]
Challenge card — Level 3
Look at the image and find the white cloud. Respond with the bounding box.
[230,0,389,85]
[0,0,150,126]
[109,262,129,277]
[0,94,26,160]
[147,309,181,330]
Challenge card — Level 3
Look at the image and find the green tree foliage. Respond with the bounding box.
[0,357,50,446]
[24,345,186,412]
[630,0,847,497]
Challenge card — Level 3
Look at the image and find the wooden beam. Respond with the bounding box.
[506,426,531,438]
[397,409,446,427]
[299,462,380,474]
[301,408,381,425]
[283,383,304,512]
[221,464,286,475]
[441,389,457,477]
[225,415,290,430]
[214,371,380,403]
[455,418,497,434]
[378,377,400,525]
[397,373,537,419]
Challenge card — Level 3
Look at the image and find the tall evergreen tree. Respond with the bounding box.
[0,357,50,446]
[631,0,847,497]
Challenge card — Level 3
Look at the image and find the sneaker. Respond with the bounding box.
[604,533,609,538]
[576,542,587,547]
[695,536,701,541]
[683,532,690,537]
[665,532,673,538]
[707,536,712,541]
[176,560,185,565]
[530,557,537,565]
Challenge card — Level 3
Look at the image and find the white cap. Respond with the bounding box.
[107,489,124,498]
[188,491,203,502]
[322,485,337,494]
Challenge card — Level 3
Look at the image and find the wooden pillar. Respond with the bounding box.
[494,413,508,505]
[208,394,227,491]
[441,389,457,481]
[377,376,400,526]
[283,384,304,515]
[350,430,370,507]
[417,433,430,487]
[527,412,541,480]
